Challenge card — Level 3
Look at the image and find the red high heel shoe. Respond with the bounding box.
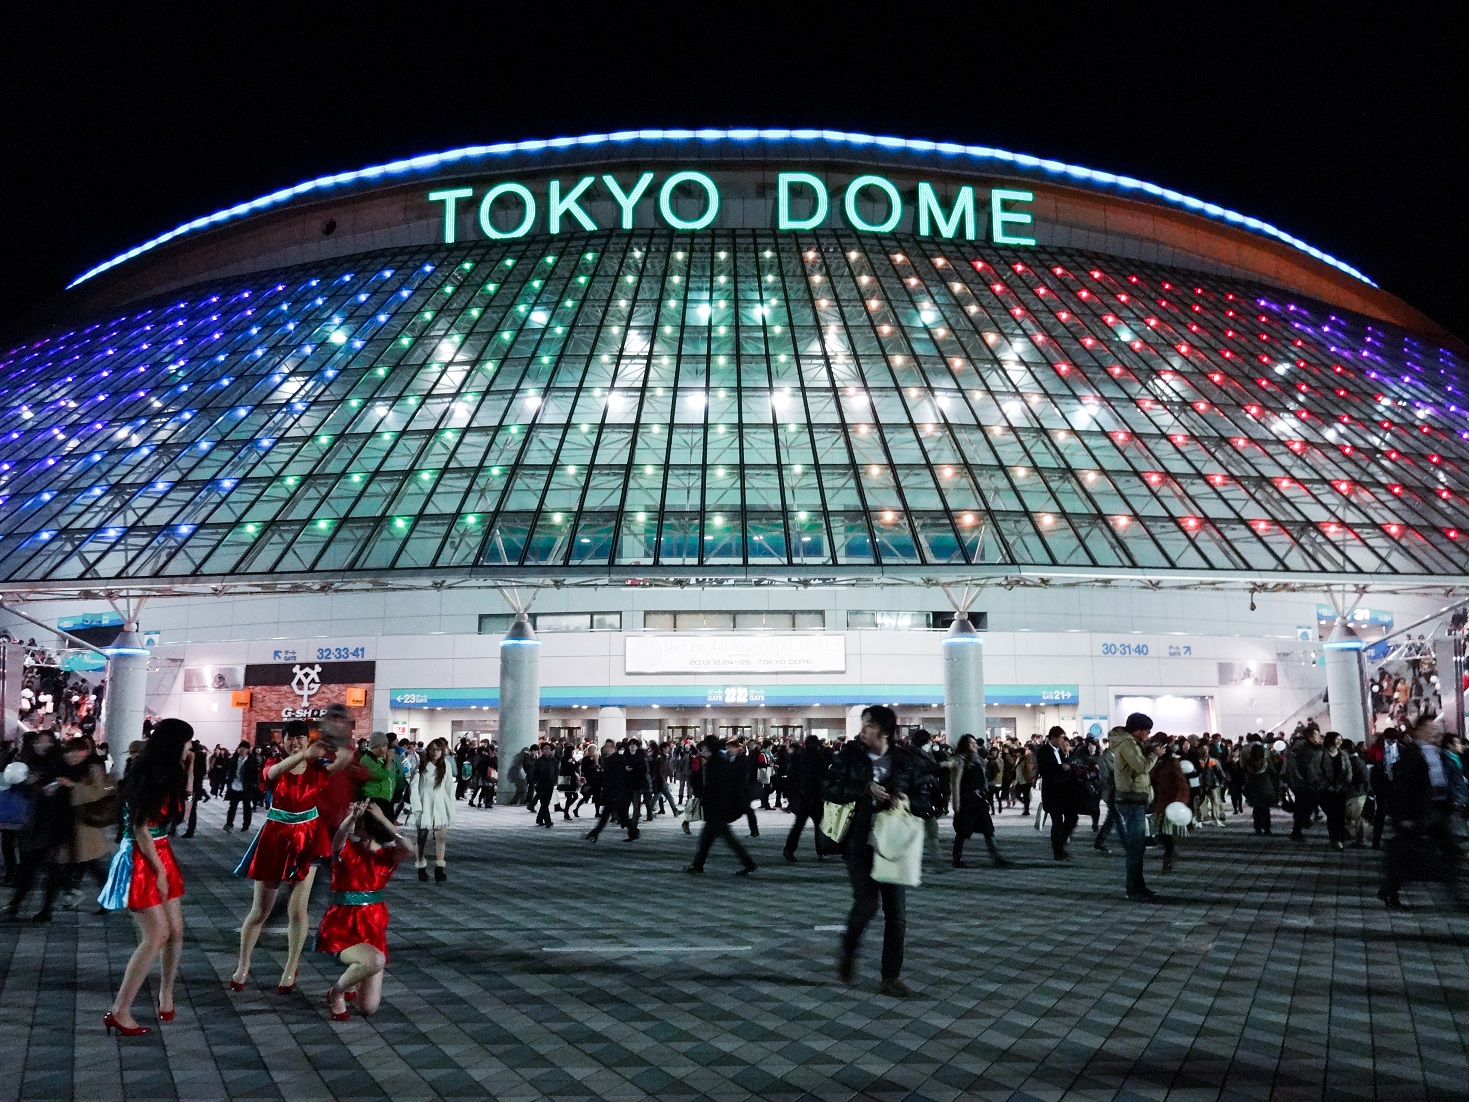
[344,990,357,1002]
[325,989,350,1022]
[156,1004,175,1022]
[103,1011,151,1037]
[276,972,297,995]
[228,975,246,992]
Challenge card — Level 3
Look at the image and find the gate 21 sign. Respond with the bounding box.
[428,172,1036,245]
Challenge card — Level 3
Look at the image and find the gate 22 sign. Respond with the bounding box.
[428,172,1036,245]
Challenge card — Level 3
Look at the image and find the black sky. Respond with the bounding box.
[4,8,1466,344]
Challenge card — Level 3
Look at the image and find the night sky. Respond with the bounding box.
[4,11,1465,345]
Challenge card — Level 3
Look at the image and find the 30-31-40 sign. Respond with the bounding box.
[428,171,1036,245]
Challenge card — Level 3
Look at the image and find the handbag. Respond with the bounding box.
[0,786,34,832]
[870,798,924,887]
[682,796,704,824]
[78,790,122,829]
[819,801,856,845]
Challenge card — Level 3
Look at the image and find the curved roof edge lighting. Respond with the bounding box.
[65,128,1376,291]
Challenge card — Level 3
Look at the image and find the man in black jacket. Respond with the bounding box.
[783,735,828,861]
[1378,722,1461,909]
[685,737,757,875]
[1036,727,1081,860]
[530,743,558,828]
[824,706,937,998]
[585,741,638,843]
[222,741,261,832]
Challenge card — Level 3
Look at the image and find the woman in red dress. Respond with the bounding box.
[102,718,193,1037]
[230,720,353,993]
[318,800,411,1018]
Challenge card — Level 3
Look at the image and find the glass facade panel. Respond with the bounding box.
[2,232,1464,587]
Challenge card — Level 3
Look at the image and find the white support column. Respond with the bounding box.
[1324,621,1368,744]
[598,706,627,744]
[101,630,152,778]
[845,704,865,741]
[943,614,986,744]
[497,614,542,775]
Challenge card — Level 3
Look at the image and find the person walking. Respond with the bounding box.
[222,742,261,832]
[1036,727,1081,860]
[584,742,637,843]
[783,735,827,861]
[825,705,938,998]
[100,718,193,1037]
[1243,739,1279,834]
[1313,731,1352,850]
[1285,728,1323,842]
[406,738,456,881]
[1342,739,1370,847]
[1149,736,1191,874]
[6,730,70,921]
[180,738,209,837]
[1110,715,1157,902]
[1366,728,1401,849]
[684,737,758,876]
[1378,721,1461,909]
[948,735,1009,868]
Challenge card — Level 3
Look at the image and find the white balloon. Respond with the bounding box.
[1165,801,1193,828]
[1272,740,1287,752]
[1179,759,1197,775]
[2,761,29,786]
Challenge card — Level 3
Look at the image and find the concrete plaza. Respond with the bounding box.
[2,797,1466,1101]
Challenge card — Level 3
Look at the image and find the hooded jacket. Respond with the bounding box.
[1108,727,1154,803]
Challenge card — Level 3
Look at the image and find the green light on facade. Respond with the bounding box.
[478,181,536,240]
[844,175,902,233]
[659,171,720,231]
[917,183,976,240]
[427,187,474,244]
[777,172,828,231]
[602,173,655,229]
[991,188,1036,246]
[549,176,597,233]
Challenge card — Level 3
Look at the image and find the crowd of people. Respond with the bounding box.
[1,699,1464,1031]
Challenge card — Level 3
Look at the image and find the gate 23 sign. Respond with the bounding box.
[429,172,1036,244]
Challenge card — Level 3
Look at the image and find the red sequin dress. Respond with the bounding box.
[128,799,186,911]
[315,837,398,958]
[244,761,330,883]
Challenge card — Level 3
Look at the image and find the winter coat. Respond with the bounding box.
[70,761,117,864]
[1149,755,1191,815]
[821,740,939,854]
[1109,728,1154,803]
[406,756,457,830]
[1243,745,1279,808]
[1312,749,1352,794]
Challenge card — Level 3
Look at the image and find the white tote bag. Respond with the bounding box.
[870,799,924,887]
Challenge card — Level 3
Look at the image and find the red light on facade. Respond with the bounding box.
[1208,372,1223,383]
[1089,270,1102,279]
[1332,480,1352,493]
[1193,401,1209,412]
[991,283,1004,293]
[1296,383,1310,393]
[1108,365,1124,376]
[1052,267,1065,275]
[1180,516,1202,531]
[1340,445,1354,455]
[1138,399,1155,410]
[1145,317,1158,327]
[1252,519,1272,532]
[1130,340,1144,351]
[1231,437,1248,448]
[1384,523,1404,537]
[1274,477,1293,490]
[1447,528,1461,540]
[1055,363,1070,375]
[1386,449,1401,460]
[1419,424,1432,434]
[1222,350,1234,359]
[1438,488,1452,500]
[1118,294,1130,303]
[1128,275,1139,283]
[1112,431,1131,443]
[1162,282,1172,290]
[1143,471,1164,485]
[1082,337,1096,347]
[1287,440,1305,453]
[972,260,987,271]
[1428,454,1442,464]
[1333,364,1345,373]
[1169,433,1188,446]
[1207,473,1227,486]
[1103,314,1117,324]
[1379,420,1392,429]
[1176,343,1189,354]
[1322,522,1342,535]
[1012,263,1026,272]
[1245,405,1262,417]
[1388,484,1404,495]
[1334,388,1347,397]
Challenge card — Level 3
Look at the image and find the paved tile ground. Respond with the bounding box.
[3,796,1467,1102]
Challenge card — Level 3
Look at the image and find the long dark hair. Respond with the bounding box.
[122,718,193,826]
[425,738,448,787]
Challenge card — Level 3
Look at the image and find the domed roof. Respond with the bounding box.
[3,138,1467,597]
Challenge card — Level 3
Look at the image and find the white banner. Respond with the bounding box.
[625,634,845,675]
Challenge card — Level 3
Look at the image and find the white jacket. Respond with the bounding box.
[406,756,457,830]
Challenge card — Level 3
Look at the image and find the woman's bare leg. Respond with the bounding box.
[280,868,317,985]
[110,906,169,1027]
[157,897,185,1011]
[233,881,279,983]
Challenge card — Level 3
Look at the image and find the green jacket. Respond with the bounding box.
[1109,727,1154,803]
[359,750,395,801]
